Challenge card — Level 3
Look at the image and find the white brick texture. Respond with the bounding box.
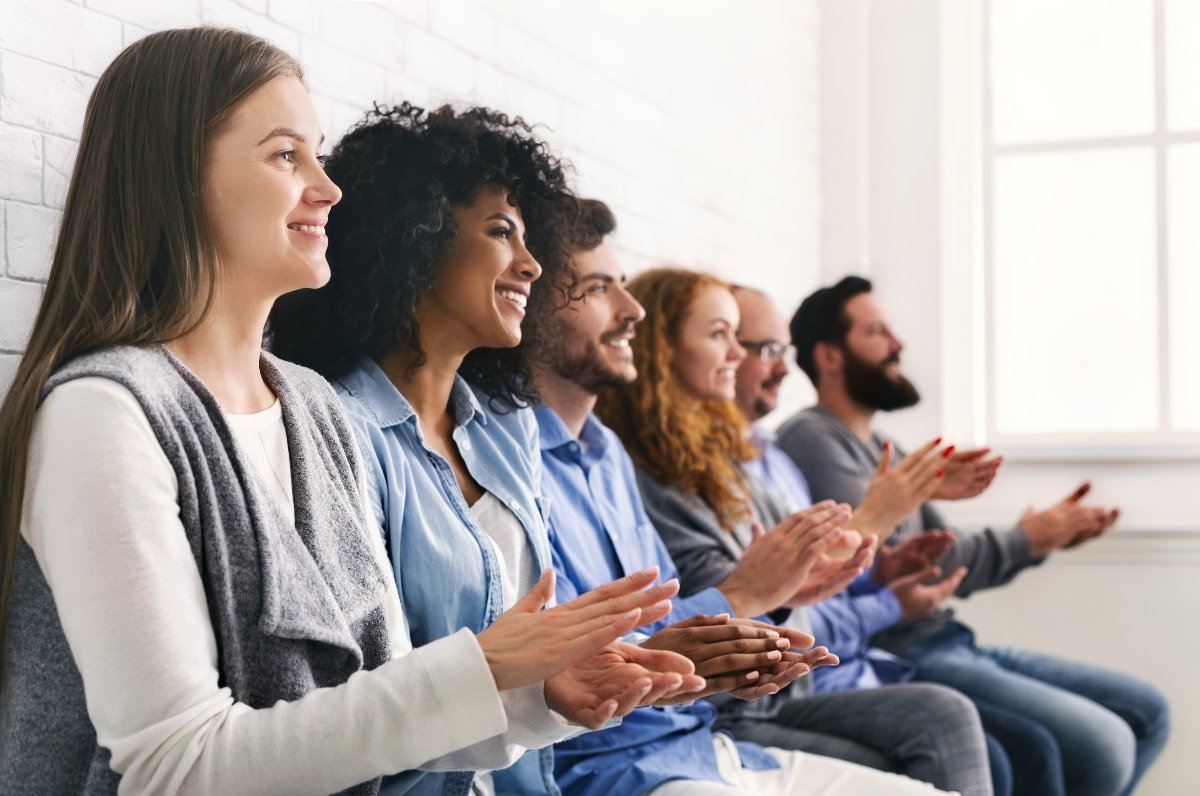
[0,0,820,403]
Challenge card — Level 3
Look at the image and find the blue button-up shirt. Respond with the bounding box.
[746,423,912,693]
[336,358,557,796]
[536,406,777,796]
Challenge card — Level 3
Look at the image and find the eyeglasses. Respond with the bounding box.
[739,339,795,364]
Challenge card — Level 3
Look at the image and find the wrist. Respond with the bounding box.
[848,506,886,538]
[1018,524,1052,557]
[716,579,768,618]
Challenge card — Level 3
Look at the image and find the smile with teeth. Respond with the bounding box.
[604,338,631,348]
[498,288,527,309]
[717,367,736,379]
[288,223,325,235]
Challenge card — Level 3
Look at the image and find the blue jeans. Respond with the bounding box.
[905,623,1170,796]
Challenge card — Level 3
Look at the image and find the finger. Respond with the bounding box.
[685,622,782,644]
[669,614,733,630]
[954,447,991,463]
[1066,482,1092,503]
[874,440,894,476]
[559,567,659,614]
[509,568,555,615]
[621,643,698,675]
[572,578,679,623]
[747,521,766,547]
[634,598,674,630]
[900,437,943,470]
[577,699,620,730]
[569,607,645,655]
[932,566,968,599]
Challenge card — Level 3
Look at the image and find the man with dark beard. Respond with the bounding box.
[532,202,993,796]
[775,276,1170,796]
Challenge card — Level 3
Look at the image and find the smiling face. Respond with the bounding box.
[547,241,646,393]
[202,75,340,302]
[420,184,542,352]
[669,284,746,402]
[733,288,791,421]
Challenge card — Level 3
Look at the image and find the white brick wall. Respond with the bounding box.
[0,0,822,398]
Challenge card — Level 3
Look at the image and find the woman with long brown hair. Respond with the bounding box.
[0,28,686,795]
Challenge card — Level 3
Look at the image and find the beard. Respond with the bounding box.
[842,347,920,411]
[548,323,637,394]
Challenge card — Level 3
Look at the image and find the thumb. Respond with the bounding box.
[511,568,555,614]
[875,441,893,476]
[891,564,939,590]
[934,566,969,600]
[1066,482,1092,503]
[748,521,766,545]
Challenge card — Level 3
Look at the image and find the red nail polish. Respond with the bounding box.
[943,446,955,457]
[934,437,942,444]
[937,470,945,478]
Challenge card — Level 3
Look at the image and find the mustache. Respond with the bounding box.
[882,353,901,366]
[600,323,637,344]
[761,373,785,390]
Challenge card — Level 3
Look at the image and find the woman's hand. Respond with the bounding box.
[784,532,877,607]
[717,502,859,617]
[725,646,840,701]
[933,447,1002,501]
[543,641,703,728]
[477,567,677,692]
[851,439,949,537]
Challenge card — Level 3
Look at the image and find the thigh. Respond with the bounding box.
[974,698,1064,796]
[980,646,1169,744]
[717,715,893,772]
[771,683,979,759]
[747,747,952,796]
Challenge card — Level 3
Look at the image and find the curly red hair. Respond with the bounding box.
[595,267,757,531]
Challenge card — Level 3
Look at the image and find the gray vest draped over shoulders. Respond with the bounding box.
[0,346,391,795]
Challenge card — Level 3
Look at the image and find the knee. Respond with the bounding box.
[901,682,982,729]
[1070,711,1136,796]
[1132,681,1171,749]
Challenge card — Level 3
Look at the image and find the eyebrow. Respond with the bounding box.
[580,273,616,285]
[256,127,326,146]
[708,318,734,328]
[486,212,519,230]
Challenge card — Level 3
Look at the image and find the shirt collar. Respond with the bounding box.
[749,422,776,450]
[534,404,610,457]
[337,356,486,430]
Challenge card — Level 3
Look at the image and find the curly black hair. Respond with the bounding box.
[269,102,575,410]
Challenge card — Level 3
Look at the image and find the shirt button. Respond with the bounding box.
[460,438,471,451]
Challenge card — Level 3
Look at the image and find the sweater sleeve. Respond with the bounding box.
[22,379,509,796]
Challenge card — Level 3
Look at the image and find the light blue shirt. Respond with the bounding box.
[747,423,912,692]
[336,358,557,796]
[536,406,778,796]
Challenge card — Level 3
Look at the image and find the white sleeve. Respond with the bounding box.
[21,379,508,796]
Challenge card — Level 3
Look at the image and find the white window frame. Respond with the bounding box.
[939,0,1200,462]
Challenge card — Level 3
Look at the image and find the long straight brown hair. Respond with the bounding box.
[0,27,302,666]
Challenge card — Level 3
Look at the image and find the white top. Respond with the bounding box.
[470,491,539,608]
[19,377,573,796]
[468,492,549,796]
[223,398,294,522]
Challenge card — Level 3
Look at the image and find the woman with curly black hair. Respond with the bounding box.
[269,104,702,796]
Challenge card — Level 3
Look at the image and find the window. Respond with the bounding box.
[982,0,1200,446]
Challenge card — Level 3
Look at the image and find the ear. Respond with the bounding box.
[814,340,843,377]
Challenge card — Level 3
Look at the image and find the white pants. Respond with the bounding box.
[649,733,956,796]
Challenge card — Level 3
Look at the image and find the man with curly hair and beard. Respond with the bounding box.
[775,276,1170,796]
[531,198,971,796]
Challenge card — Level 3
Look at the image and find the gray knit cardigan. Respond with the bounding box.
[0,346,392,795]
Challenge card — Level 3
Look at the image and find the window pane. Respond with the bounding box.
[992,147,1158,435]
[1168,144,1200,428]
[1165,0,1200,130]
[991,0,1153,144]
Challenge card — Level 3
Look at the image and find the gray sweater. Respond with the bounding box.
[773,405,1042,652]
[0,347,390,795]
[634,464,812,722]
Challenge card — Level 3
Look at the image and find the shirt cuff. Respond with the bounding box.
[854,589,902,636]
[417,627,508,752]
[1000,525,1043,564]
[501,683,581,746]
[679,586,734,618]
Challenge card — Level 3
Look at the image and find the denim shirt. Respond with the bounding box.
[746,423,912,693]
[536,406,778,796]
[335,358,558,796]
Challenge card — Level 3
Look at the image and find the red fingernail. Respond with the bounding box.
[943,446,955,457]
[934,437,942,444]
[937,470,945,478]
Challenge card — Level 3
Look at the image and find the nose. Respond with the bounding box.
[512,237,542,282]
[728,337,747,364]
[306,163,342,207]
[619,287,647,324]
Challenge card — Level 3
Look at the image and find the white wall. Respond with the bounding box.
[0,0,822,399]
[819,1,1197,792]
